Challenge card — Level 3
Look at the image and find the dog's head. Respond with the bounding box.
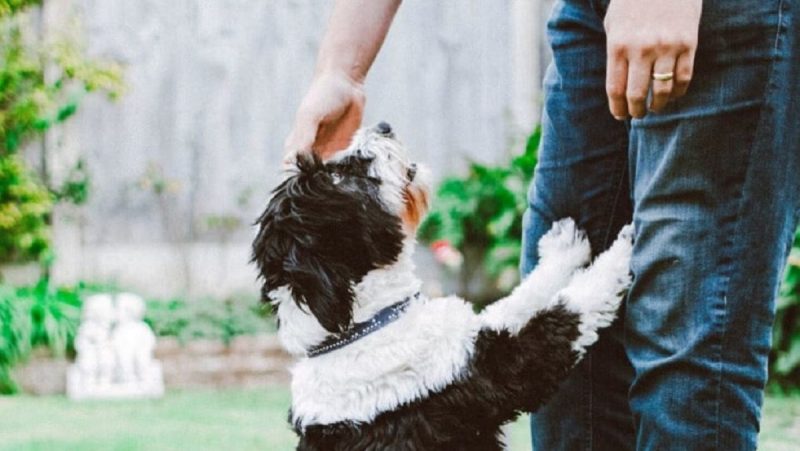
[252,123,429,334]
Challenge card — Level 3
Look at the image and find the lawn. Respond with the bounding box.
[0,388,798,450]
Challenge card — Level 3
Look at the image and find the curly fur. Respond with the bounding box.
[252,124,634,450]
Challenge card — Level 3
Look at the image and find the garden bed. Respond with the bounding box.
[13,335,290,395]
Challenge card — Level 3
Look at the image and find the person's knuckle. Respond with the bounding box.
[610,106,625,116]
[635,33,696,56]
[633,41,654,58]
[608,39,628,57]
[627,91,647,103]
[675,38,693,53]
[630,101,646,112]
[606,83,626,99]
[653,84,671,96]
[652,36,671,53]
[631,34,658,55]
[677,66,694,81]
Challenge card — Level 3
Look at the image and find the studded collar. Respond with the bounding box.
[307,292,419,358]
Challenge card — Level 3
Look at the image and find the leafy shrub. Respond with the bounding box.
[771,228,800,389]
[0,276,81,393]
[0,155,52,263]
[0,0,40,18]
[418,127,539,301]
[0,277,273,393]
[0,5,123,265]
[0,285,30,392]
[144,297,274,345]
[0,14,123,154]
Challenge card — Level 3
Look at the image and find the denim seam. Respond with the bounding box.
[713,1,787,448]
[586,355,593,451]
[587,142,627,451]
[774,0,787,53]
[713,121,750,451]
[601,145,629,249]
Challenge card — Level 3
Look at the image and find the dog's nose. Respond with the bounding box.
[376,121,392,135]
[407,163,417,181]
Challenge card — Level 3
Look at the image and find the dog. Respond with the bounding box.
[252,122,634,451]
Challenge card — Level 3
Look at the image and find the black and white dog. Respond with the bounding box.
[252,123,633,451]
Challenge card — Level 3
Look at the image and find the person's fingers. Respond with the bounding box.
[626,56,653,119]
[284,113,321,158]
[671,49,695,99]
[606,46,630,120]
[283,76,365,162]
[281,149,298,171]
[650,56,677,112]
[313,93,365,159]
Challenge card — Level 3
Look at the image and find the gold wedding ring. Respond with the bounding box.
[652,72,675,82]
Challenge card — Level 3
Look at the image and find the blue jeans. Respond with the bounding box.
[521,0,800,449]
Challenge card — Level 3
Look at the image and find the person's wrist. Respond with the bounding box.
[313,65,365,91]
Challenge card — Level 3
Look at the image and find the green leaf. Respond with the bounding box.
[776,334,800,375]
[420,126,541,298]
[487,209,516,237]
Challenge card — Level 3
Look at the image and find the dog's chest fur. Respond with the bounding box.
[290,296,480,428]
[292,300,584,451]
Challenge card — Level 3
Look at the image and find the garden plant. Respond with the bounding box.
[0,0,121,392]
[0,0,122,266]
[419,128,539,305]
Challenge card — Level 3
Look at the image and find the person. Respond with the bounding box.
[283,0,800,449]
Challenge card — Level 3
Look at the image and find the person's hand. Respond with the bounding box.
[604,0,702,119]
[284,71,365,162]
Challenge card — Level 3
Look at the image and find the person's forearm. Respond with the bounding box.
[315,0,401,83]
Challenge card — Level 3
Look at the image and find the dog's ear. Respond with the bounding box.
[282,247,356,333]
[252,153,404,333]
[253,223,352,332]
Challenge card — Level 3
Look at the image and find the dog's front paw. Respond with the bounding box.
[605,223,634,277]
[538,218,591,270]
[552,223,635,356]
[616,223,634,249]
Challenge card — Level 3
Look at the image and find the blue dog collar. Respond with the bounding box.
[307,292,419,358]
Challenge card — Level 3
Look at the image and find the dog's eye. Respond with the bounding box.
[355,149,375,161]
[330,172,343,185]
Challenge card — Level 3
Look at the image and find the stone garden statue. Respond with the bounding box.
[112,293,160,385]
[67,293,164,400]
[71,294,115,387]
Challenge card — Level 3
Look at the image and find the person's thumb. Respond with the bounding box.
[283,115,320,166]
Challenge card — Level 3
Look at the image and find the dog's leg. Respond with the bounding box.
[553,223,634,357]
[439,226,633,421]
[480,217,590,335]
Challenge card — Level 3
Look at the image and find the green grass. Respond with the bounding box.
[0,388,798,450]
[758,394,800,451]
[0,389,296,451]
